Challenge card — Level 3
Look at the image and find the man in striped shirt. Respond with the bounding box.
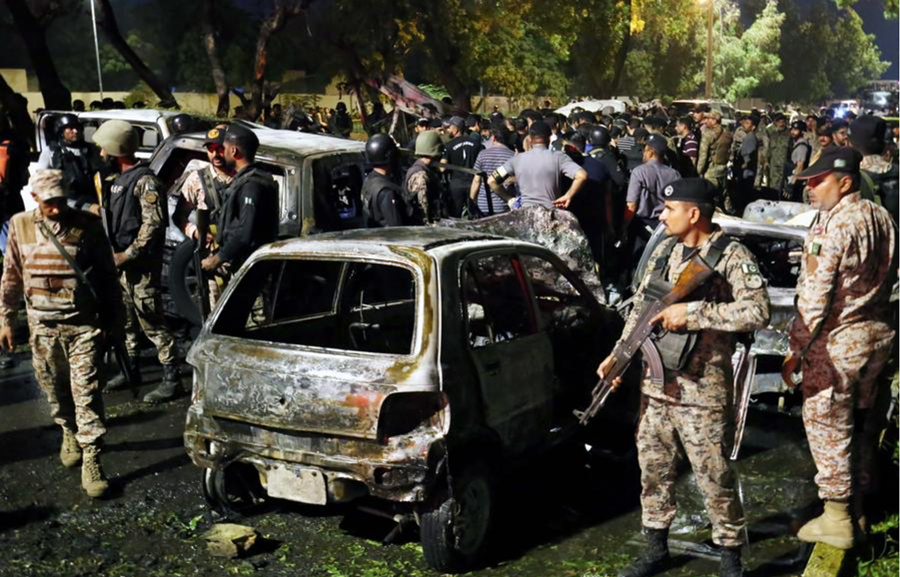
[469,126,517,217]
[675,116,699,177]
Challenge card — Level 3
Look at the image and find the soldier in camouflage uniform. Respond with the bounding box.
[0,170,124,498]
[170,125,234,308]
[92,120,182,404]
[600,178,771,577]
[764,113,791,195]
[402,130,445,224]
[697,110,733,200]
[785,147,896,550]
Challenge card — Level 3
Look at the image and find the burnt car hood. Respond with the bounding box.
[191,338,436,440]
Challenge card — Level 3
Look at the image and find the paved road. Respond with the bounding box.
[0,351,832,577]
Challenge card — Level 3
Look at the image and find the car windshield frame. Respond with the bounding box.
[208,253,423,358]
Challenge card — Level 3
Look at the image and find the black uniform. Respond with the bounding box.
[215,165,279,268]
[361,171,405,227]
[50,142,103,209]
[443,134,481,217]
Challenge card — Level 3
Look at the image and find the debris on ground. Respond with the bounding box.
[802,542,848,577]
[201,523,259,558]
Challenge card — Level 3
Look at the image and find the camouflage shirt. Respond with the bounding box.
[790,192,897,353]
[0,209,123,328]
[861,154,894,175]
[172,166,234,239]
[620,227,771,407]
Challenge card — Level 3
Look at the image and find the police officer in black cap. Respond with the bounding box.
[608,176,770,577]
[36,113,103,210]
[201,124,278,275]
[361,134,406,227]
[443,115,482,217]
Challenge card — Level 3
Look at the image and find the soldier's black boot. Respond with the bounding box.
[618,527,670,577]
[142,364,184,404]
[106,356,141,391]
[719,546,743,577]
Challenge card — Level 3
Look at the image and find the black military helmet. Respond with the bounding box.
[365,133,397,167]
[336,102,348,112]
[55,113,81,135]
[589,125,611,147]
[170,114,194,134]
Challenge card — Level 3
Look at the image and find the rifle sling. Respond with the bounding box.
[37,220,99,304]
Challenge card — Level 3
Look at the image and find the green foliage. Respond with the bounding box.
[858,515,899,576]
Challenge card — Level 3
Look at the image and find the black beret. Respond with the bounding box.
[661,178,717,204]
[791,120,807,131]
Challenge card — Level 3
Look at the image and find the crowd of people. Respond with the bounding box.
[0,91,895,577]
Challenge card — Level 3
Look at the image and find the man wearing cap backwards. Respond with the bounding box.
[443,116,482,218]
[361,133,406,227]
[487,120,587,210]
[402,130,445,224]
[0,169,124,498]
[600,178,770,577]
[783,147,896,550]
[201,124,279,276]
[697,110,733,196]
[92,119,182,404]
[624,133,681,261]
[764,113,791,195]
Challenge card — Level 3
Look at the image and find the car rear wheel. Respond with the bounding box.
[420,462,494,573]
[202,463,265,518]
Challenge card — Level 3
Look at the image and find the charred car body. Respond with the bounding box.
[184,227,622,572]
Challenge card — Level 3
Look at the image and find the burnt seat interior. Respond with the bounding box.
[213,259,416,355]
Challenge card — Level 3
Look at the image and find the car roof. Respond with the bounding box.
[75,109,179,123]
[176,124,365,157]
[259,227,538,258]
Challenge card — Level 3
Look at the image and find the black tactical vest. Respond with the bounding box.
[104,163,154,252]
[50,143,99,207]
[361,171,404,227]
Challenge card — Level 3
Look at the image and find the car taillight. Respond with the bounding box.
[377,392,447,443]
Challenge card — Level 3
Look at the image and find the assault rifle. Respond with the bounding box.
[574,256,715,425]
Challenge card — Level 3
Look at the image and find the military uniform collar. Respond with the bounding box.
[828,191,861,216]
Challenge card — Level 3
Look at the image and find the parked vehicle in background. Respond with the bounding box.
[670,99,737,127]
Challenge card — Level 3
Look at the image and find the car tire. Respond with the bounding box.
[169,239,203,326]
[202,463,265,518]
[420,462,494,573]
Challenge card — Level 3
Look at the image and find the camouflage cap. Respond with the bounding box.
[29,169,67,201]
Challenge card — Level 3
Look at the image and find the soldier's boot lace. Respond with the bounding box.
[142,364,184,404]
[59,427,82,468]
[618,527,670,577]
[719,546,743,577]
[81,445,109,499]
[106,356,142,391]
[797,500,854,550]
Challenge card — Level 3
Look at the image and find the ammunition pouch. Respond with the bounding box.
[654,330,699,371]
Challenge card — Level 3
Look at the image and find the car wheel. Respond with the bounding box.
[202,463,265,518]
[169,239,203,326]
[420,462,494,573]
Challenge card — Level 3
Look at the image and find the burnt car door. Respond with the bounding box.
[461,251,554,455]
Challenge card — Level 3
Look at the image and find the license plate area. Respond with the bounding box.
[267,465,327,505]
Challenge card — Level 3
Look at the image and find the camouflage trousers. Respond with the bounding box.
[119,269,176,365]
[637,397,745,548]
[30,323,106,447]
[801,329,894,501]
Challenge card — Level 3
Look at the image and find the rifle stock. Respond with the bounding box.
[575,254,714,425]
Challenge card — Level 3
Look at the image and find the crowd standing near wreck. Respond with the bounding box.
[0,70,898,576]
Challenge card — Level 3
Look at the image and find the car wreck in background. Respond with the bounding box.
[184,227,623,573]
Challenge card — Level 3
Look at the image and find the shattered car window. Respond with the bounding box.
[463,254,535,348]
[212,259,416,355]
[520,254,592,329]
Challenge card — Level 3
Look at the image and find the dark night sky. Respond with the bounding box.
[854,0,899,80]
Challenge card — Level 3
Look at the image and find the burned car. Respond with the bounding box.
[184,227,622,572]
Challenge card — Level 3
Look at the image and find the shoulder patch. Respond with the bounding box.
[741,262,764,289]
[144,192,159,204]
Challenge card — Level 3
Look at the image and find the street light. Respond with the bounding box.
[89,0,104,99]
[705,0,713,99]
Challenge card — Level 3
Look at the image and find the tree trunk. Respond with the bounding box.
[200,0,230,117]
[417,6,471,112]
[94,0,178,108]
[247,1,307,121]
[610,0,633,95]
[0,73,35,150]
[5,0,71,110]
